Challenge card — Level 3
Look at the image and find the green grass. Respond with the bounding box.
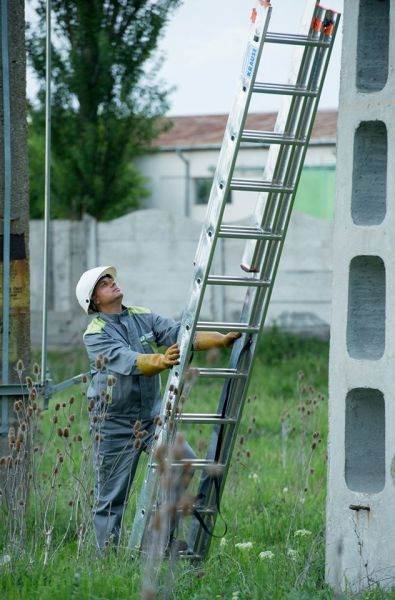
[0,329,393,600]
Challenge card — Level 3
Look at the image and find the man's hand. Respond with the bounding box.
[136,344,180,377]
[222,331,242,348]
[194,331,242,351]
[163,343,180,368]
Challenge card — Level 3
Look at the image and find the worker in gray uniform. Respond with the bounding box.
[75,265,240,551]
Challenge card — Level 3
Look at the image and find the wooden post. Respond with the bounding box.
[0,0,30,457]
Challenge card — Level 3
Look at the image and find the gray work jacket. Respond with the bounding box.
[83,305,181,420]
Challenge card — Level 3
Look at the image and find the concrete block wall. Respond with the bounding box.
[29,208,333,348]
[325,0,395,593]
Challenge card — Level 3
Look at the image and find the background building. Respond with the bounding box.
[29,110,338,348]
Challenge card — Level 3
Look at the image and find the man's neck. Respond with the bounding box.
[98,302,125,314]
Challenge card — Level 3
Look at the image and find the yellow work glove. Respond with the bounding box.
[193,331,241,351]
[136,343,180,376]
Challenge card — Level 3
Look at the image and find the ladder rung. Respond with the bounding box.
[177,506,216,515]
[241,130,306,146]
[195,367,245,379]
[196,321,260,334]
[178,413,237,425]
[152,458,226,470]
[207,275,271,287]
[230,178,294,193]
[218,225,282,241]
[265,32,330,47]
[179,553,203,560]
[253,82,318,97]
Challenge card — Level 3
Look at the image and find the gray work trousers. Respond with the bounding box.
[91,416,196,550]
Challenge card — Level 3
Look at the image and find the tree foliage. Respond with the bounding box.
[27,0,180,220]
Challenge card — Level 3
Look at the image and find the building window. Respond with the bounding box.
[194,178,232,205]
[294,166,336,221]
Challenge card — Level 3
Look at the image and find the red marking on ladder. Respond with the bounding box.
[323,21,334,36]
[250,8,257,23]
[311,17,323,32]
[259,0,272,7]
[316,4,341,15]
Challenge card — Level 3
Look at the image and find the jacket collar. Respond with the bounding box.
[97,304,129,323]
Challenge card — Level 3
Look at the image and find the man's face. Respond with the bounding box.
[92,274,123,310]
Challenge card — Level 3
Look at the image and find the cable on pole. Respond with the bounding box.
[41,0,52,388]
[1,0,12,434]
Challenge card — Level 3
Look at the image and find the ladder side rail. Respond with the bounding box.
[252,20,333,280]
[193,333,257,556]
[193,10,340,558]
[191,8,331,556]
[240,34,321,272]
[161,4,272,408]
[129,3,273,552]
[242,4,328,273]
[254,9,339,329]
[244,11,339,353]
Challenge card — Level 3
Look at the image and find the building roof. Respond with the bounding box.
[152,109,338,150]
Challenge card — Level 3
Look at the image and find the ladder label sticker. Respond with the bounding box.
[244,43,258,80]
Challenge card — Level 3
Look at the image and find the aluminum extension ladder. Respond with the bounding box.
[130,1,340,561]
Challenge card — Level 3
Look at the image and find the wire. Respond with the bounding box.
[41,0,52,387]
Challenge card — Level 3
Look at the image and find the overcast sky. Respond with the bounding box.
[26,0,344,116]
[158,0,344,115]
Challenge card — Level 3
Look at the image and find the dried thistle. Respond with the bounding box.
[33,363,40,376]
[95,354,104,370]
[153,415,162,427]
[13,400,22,413]
[133,420,142,433]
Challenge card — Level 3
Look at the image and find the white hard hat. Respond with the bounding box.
[75,265,117,314]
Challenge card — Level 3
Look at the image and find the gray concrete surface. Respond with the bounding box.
[325,0,395,593]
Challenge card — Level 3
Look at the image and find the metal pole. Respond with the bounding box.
[41,0,51,386]
[1,0,11,434]
[176,149,191,218]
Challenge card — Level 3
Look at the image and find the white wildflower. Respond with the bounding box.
[0,555,11,567]
[287,548,299,561]
[235,541,253,550]
[232,593,240,600]
[248,472,259,482]
[220,537,227,548]
[282,486,288,493]
[259,550,274,560]
[294,529,311,537]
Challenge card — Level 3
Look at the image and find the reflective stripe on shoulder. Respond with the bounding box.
[128,305,151,315]
[83,316,106,337]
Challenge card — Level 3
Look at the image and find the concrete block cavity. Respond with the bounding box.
[351,121,387,225]
[356,0,389,92]
[345,388,385,493]
[347,256,385,360]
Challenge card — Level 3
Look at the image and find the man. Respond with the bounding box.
[75,265,240,551]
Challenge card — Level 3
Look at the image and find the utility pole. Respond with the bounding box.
[0,0,30,456]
